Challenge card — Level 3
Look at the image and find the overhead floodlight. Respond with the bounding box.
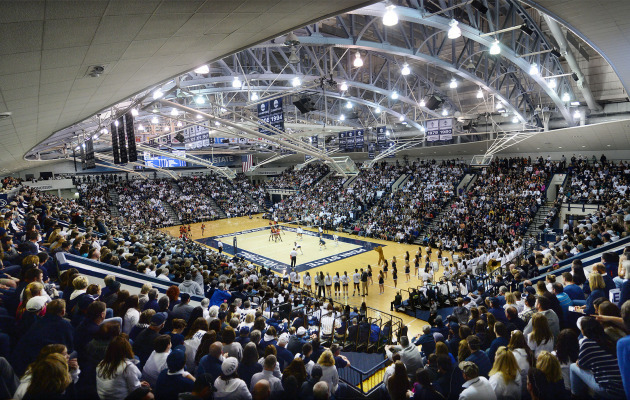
[194,65,210,74]
[151,116,158,124]
[164,125,170,131]
[137,124,144,131]
[449,78,458,89]
[421,126,426,132]
[340,82,348,91]
[171,108,179,116]
[340,114,346,121]
[447,20,461,39]
[176,121,183,127]
[489,40,501,55]
[496,102,504,110]
[101,128,108,134]
[92,134,98,140]
[195,96,205,105]
[385,130,391,136]
[284,32,300,46]
[529,63,539,75]
[570,101,581,106]
[196,114,203,119]
[391,91,399,99]
[512,116,519,123]
[346,101,352,109]
[383,4,398,26]
[232,76,242,88]
[547,79,557,89]
[250,92,259,101]
[220,107,227,113]
[131,108,139,117]
[214,121,220,126]
[573,110,581,119]
[375,107,381,114]
[476,88,483,99]
[114,120,119,127]
[152,88,163,99]
[292,77,301,87]
[399,115,405,122]
[442,108,448,116]
[419,99,426,107]
[562,92,570,102]
[353,52,363,67]
[288,47,300,65]
[401,62,410,76]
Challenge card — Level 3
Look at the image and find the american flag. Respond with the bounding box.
[242,154,253,172]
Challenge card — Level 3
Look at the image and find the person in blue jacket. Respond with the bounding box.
[155,349,195,400]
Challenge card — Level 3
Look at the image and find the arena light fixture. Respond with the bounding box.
[449,78,458,89]
[176,121,183,127]
[383,4,398,26]
[547,79,557,89]
[399,115,405,122]
[194,65,210,74]
[232,76,242,88]
[496,101,504,110]
[292,77,301,87]
[489,40,501,55]
[215,121,220,126]
[419,98,426,107]
[131,108,139,117]
[476,88,483,99]
[346,101,352,109]
[562,92,570,102]
[151,116,158,124]
[171,108,179,116]
[195,96,205,105]
[391,91,399,100]
[101,128,108,134]
[353,52,363,67]
[512,116,519,123]
[375,107,381,114]
[447,20,461,39]
[442,108,448,116]
[164,125,170,131]
[401,63,410,76]
[196,114,203,119]
[340,114,346,121]
[529,63,539,75]
[114,120,119,127]
[573,110,581,119]
[137,124,144,131]
[250,92,259,101]
[340,82,348,91]
[152,88,163,100]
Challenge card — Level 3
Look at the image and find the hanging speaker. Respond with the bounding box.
[292,97,316,114]
[425,95,444,111]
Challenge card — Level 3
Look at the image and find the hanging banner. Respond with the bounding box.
[111,121,120,164]
[338,131,347,151]
[387,141,396,158]
[117,119,128,164]
[376,126,387,150]
[426,119,440,142]
[311,135,318,149]
[124,113,137,162]
[355,129,364,152]
[258,98,284,134]
[346,130,355,152]
[439,118,453,141]
[85,137,95,169]
[368,143,376,159]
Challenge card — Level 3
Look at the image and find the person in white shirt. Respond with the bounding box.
[526,314,555,358]
[352,269,361,296]
[289,248,298,270]
[332,273,340,297]
[324,273,332,297]
[340,272,349,297]
[459,361,497,400]
[157,268,170,281]
[303,272,312,292]
[141,335,171,387]
[488,347,522,400]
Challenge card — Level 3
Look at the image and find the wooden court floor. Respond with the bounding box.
[162,214,459,337]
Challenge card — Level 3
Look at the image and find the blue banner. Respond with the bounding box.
[355,129,364,152]
[258,98,284,134]
[368,143,375,159]
[338,131,347,151]
[376,126,387,150]
[346,130,355,152]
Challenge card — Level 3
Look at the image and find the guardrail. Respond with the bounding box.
[338,356,390,397]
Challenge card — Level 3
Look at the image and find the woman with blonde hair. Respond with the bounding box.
[15,344,79,400]
[22,353,72,400]
[535,351,567,394]
[508,331,535,376]
[526,313,554,357]
[16,282,45,320]
[489,346,522,400]
[317,350,339,396]
[574,272,607,315]
[504,292,523,312]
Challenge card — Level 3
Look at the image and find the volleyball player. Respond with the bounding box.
[294,241,303,255]
[319,236,326,250]
[303,272,312,293]
[341,271,349,297]
[333,272,340,297]
[293,270,301,288]
[201,223,206,236]
[333,234,339,246]
[296,225,304,240]
[324,272,332,297]
[352,269,361,296]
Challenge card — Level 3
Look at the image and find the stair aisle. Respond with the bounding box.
[108,189,120,217]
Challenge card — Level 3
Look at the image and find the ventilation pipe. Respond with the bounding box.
[543,14,603,112]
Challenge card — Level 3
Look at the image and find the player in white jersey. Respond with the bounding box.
[333,234,339,246]
[303,272,312,292]
[292,271,301,288]
[340,272,350,297]
[332,273,340,297]
[352,269,361,296]
[294,241,303,255]
[296,226,304,240]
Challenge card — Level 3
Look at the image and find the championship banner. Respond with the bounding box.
[258,98,284,134]
[355,129,364,152]
[376,126,387,150]
[426,119,440,142]
[346,130,355,152]
[338,131,347,151]
[439,118,453,141]
[85,137,96,169]
[387,141,396,158]
[368,143,376,159]
[311,135,318,149]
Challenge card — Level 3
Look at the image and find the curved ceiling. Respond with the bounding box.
[521,0,630,95]
[0,0,377,175]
